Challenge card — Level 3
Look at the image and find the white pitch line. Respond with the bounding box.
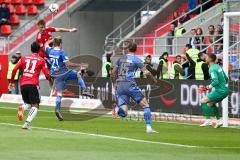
[2,122,240,149]
[0,122,199,148]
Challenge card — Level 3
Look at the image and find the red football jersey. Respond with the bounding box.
[36,27,56,58]
[11,53,50,86]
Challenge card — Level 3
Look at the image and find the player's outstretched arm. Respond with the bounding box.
[65,61,88,69]
[55,28,77,32]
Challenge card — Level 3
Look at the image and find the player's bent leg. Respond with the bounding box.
[18,103,31,121]
[200,96,212,127]
[139,98,158,133]
[69,70,93,98]
[22,104,39,129]
[208,102,223,128]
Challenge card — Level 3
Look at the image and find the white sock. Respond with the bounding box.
[22,103,31,111]
[26,107,38,123]
[146,124,152,130]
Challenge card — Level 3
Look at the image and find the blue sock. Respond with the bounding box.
[118,106,127,117]
[56,96,62,110]
[78,77,86,89]
[143,107,152,125]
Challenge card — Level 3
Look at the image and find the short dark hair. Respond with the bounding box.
[146,55,152,59]
[37,19,46,26]
[198,52,203,59]
[176,55,181,59]
[128,41,137,53]
[186,44,192,49]
[208,25,214,29]
[207,53,216,62]
[12,55,17,59]
[53,38,62,47]
[31,42,40,53]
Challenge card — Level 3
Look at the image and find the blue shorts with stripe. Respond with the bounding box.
[116,81,144,107]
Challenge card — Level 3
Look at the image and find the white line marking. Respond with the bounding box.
[0,122,198,148]
[1,122,240,149]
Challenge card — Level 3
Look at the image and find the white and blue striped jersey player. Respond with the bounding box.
[45,47,86,110]
[114,54,155,132]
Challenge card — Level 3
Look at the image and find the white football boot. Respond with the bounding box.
[146,125,159,133]
[200,119,212,127]
[214,119,223,128]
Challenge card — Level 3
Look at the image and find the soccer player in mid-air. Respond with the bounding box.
[199,54,229,128]
[9,42,51,129]
[37,19,77,97]
[45,37,93,121]
[111,41,158,133]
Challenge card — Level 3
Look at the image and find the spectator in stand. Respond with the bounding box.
[188,29,197,48]
[185,44,200,79]
[15,51,22,62]
[208,25,215,44]
[15,51,22,91]
[215,24,223,54]
[175,21,186,36]
[7,55,19,94]
[200,0,214,12]
[180,11,190,24]
[172,11,179,27]
[167,23,175,54]
[181,55,190,79]
[0,2,10,25]
[188,0,197,11]
[195,52,210,80]
[170,55,185,79]
[140,55,157,78]
[196,27,205,50]
[157,52,169,79]
[102,54,112,78]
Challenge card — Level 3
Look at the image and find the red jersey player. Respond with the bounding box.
[9,42,51,129]
[36,19,77,58]
[37,19,77,97]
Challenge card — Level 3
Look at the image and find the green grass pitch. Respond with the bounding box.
[0,102,240,160]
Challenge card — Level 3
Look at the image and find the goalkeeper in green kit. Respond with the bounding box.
[198,54,229,128]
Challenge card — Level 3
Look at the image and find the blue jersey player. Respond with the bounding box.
[112,41,157,133]
[45,38,93,121]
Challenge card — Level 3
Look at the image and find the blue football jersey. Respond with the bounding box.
[115,54,144,82]
[45,47,69,75]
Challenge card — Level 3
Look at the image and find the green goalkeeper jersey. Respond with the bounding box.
[209,63,228,91]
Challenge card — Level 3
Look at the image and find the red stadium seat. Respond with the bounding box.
[1,0,11,3]
[33,0,44,5]
[15,5,26,15]
[11,0,21,5]
[23,0,33,5]
[10,14,20,25]
[1,25,12,35]
[7,4,15,14]
[27,5,38,15]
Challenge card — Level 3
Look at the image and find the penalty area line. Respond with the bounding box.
[0,122,198,148]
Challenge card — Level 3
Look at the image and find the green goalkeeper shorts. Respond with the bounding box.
[207,89,229,102]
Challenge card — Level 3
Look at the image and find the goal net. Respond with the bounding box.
[223,11,240,127]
